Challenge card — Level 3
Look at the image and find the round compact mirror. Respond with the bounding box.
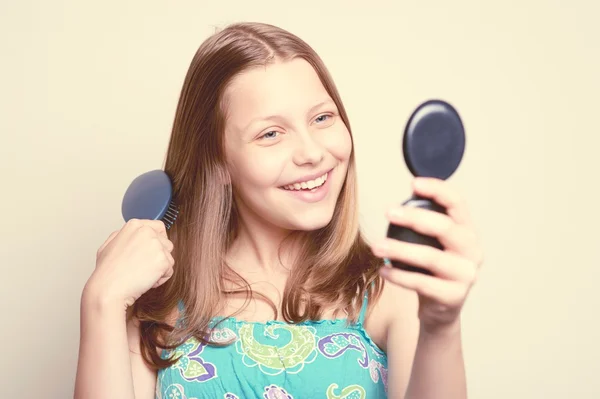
[386,99,466,274]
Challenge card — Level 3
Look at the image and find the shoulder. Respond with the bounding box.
[363,276,420,353]
[363,276,421,396]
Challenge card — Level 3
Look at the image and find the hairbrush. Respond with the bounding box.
[121,169,179,229]
[386,99,466,275]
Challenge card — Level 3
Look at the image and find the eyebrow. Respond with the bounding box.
[242,99,335,132]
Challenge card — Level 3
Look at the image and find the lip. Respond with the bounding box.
[283,168,333,187]
[279,167,334,203]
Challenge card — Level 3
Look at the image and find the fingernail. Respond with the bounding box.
[383,257,392,267]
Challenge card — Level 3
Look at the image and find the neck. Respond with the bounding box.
[227,205,300,276]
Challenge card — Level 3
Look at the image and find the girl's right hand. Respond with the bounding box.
[84,219,175,311]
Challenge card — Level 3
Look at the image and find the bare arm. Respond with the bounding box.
[403,321,466,399]
[74,219,175,398]
[73,286,156,399]
[74,287,136,399]
[380,283,467,399]
[373,177,482,398]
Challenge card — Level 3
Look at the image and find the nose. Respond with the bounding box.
[292,132,325,166]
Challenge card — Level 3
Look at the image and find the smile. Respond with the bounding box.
[281,172,328,191]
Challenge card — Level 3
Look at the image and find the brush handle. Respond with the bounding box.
[386,194,446,275]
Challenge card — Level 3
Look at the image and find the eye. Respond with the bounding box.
[257,130,280,140]
[315,114,330,123]
[313,113,335,126]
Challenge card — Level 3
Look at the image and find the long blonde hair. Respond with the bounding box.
[131,21,384,370]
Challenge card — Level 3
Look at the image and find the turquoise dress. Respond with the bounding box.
[156,291,388,398]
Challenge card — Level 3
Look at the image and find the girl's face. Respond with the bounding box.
[223,58,352,232]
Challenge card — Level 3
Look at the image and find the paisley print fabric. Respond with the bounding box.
[156,291,388,398]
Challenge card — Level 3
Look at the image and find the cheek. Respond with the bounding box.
[324,127,352,161]
[230,150,286,189]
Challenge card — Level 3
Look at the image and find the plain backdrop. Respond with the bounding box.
[1,0,599,397]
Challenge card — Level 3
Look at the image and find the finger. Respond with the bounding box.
[153,266,174,288]
[124,219,168,238]
[379,266,465,305]
[149,220,168,238]
[151,250,175,289]
[373,238,477,282]
[412,177,473,226]
[153,277,170,289]
[97,230,120,255]
[386,206,480,260]
[163,247,175,266]
[157,235,174,253]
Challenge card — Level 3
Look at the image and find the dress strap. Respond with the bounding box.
[357,280,377,325]
[357,288,369,325]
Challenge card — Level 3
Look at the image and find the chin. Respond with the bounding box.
[284,207,336,232]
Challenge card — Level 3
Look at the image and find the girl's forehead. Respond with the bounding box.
[224,60,332,132]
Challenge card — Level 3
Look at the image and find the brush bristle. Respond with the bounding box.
[161,202,179,230]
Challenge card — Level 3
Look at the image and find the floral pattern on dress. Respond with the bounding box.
[318,332,388,392]
[165,328,238,383]
[326,383,366,399]
[236,323,318,375]
[263,384,294,399]
[159,383,199,399]
[156,297,388,399]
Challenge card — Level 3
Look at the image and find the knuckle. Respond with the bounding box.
[155,220,167,232]
[147,220,166,234]
[138,225,156,237]
[127,218,142,228]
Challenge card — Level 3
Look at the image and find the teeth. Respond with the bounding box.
[283,172,328,191]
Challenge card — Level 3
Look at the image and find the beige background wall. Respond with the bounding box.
[1,0,599,397]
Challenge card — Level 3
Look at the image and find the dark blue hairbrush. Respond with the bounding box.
[121,169,179,229]
[386,99,466,275]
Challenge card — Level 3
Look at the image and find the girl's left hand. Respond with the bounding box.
[372,177,484,334]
